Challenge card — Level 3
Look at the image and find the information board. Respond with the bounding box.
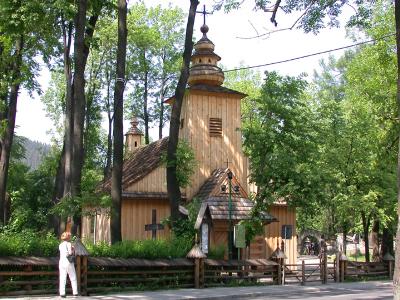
[234,224,246,248]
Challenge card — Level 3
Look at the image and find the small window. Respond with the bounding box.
[208,59,211,63]
[209,117,222,137]
[180,118,184,129]
[134,141,137,147]
[281,225,293,239]
[199,59,202,63]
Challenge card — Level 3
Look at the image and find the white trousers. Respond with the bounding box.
[59,263,78,296]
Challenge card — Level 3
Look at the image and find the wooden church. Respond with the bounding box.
[82,22,297,264]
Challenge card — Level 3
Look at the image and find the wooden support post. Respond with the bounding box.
[301,260,305,286]
[389,260,393,280]
[334,253,340,282]
[320,238,328,284]
[194,258,200,288]
[199,258,205,288]
[24,265,32,292]
[76,256,81,294]
[282,258,285,285]
[277,259,282,285]
[340,260,345,282]
[81,256,88,296]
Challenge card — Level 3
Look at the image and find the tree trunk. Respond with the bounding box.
[343,225,348,255]
[70,0,88,235]
[371,219,380,261]
[110,0,127,244]
[158,62,167,140]
[62,20,73,199]
[103,61,113,180]
[0,35,23,226]
[394,1,400,297]
[382,226,394,256]
[143,52,150,144]
[361,212,370,262]
[52,144,65,235]
[166,0,198,224]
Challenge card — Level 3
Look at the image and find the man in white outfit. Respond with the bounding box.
[59,231,78,297]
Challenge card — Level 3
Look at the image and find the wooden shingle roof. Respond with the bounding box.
[195,168,276,223]
[102,137,168,190]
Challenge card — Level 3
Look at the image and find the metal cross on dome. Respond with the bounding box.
[196,4,212,25]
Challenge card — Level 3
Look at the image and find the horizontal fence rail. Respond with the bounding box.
[0,257,58,296]
[86,257,195,293]
[204,259,279,287]
[0,255,393,296]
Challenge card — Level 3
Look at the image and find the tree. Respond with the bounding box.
[126,4,185,143]
[216,0,400,273]
[242,71,322,208]
[167,0,199,224]
[0,0,58,225]
[110,0,127,244]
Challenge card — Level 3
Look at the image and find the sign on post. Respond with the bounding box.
[201,223,209,254]
[234,224,246,248]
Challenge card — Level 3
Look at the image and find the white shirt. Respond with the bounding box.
[59,241,74,267]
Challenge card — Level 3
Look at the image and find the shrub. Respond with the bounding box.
[208,244,226,259]
[0,230,59,256]
[0,230,193,259]
[85,237,192,259]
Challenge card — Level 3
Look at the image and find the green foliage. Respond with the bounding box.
[85,237,191,259]
[214,0,374,33]
[162,140,197,188]
[125,3,185,139]
[207,244,226,259]
[51,192,111,219]
[243,71,321,209]
[0,229,59,256]
[6,142,57,232]
[163,197,201,243]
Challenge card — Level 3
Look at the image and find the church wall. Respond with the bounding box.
[265,205,297,265]
[125,166,167,193]
[180,90,248,201]
[121,198,170,240]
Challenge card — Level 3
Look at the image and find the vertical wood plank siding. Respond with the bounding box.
[265,205,297,265]
[121,199,170,240]
[180,91,248,200]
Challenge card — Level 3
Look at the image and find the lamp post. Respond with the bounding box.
[227,170,233,260]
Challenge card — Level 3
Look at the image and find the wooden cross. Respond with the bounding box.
[196,4,212,25]
[145,209,164,240]
[225,158,232,169]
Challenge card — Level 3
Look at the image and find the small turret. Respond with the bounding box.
[188,22,224,86]
[125,117,143,152]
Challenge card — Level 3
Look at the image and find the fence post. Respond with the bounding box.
[383,253,395,280]
[23,265,33,292]
[301,260,305,285]
[187,244,206,289]
[320,238,328,284]
[339,253,348,282]
[73,238,89,296]
[334,252,340,282]
[270,242,286,285]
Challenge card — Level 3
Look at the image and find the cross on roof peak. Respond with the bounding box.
[197,4,212,25]
[224,159,232,168]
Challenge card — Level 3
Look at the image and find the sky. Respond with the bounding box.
[15,0,353,144]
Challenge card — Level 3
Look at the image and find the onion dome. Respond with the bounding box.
[188,24,224,86]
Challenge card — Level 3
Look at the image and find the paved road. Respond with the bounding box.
[3,280,392,300]
[246,281,392,300]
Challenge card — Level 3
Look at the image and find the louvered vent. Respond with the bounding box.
[209,117,222,137]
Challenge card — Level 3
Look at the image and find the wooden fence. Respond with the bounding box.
[204,259,279,287]
[0,255,393,296]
